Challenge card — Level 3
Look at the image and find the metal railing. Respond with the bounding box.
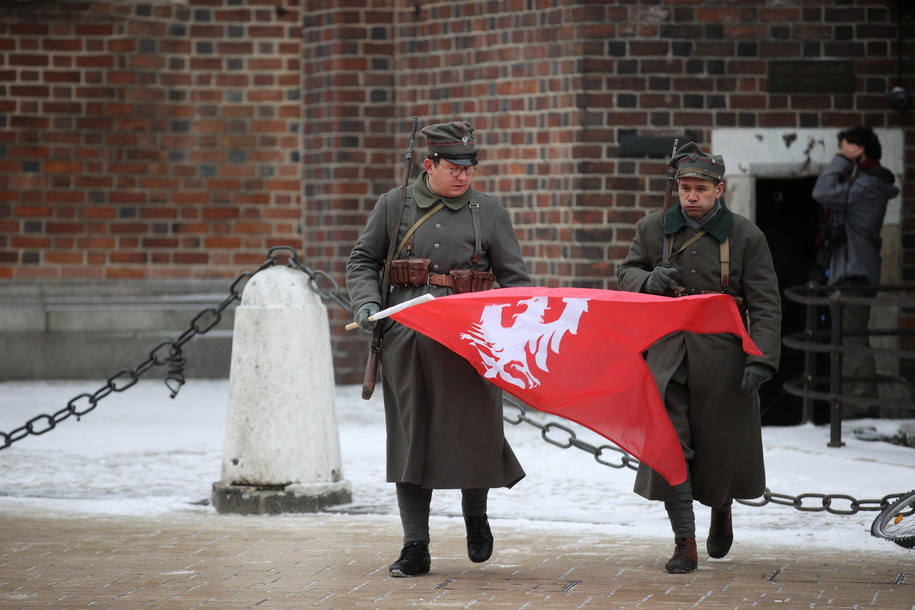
[781,282,915,447]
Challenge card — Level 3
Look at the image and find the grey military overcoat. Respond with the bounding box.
[617,203,781,507]
[346,174,531,490]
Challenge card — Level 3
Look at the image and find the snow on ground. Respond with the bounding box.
[0,379,912,557]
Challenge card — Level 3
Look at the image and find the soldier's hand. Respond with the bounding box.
[354,302,381,330]
[646,266,681,295]
[741,363,773,396]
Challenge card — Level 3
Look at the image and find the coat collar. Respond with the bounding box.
[412,173,473,210]
[663,200,734,242]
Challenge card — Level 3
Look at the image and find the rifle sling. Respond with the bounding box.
[378,186,410,309]
[667,231,732,291]
[396,201,445,256]
[667,230,706,260]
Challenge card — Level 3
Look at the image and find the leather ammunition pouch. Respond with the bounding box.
[445,269,496,294]
[702,290,748,327]
[391,258,431,287]
[428,269,496,294]
[668,289,748,327]
[392,259,495,294]
[732,295,748,320]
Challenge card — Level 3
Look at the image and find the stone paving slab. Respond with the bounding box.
[0,511,912,609]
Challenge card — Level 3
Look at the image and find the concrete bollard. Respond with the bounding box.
[212,265,352,514]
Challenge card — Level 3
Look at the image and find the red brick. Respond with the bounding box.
[11,236,52,248]
[174,252,209,264]
[205,237,242,248]
[43,161,81,173]
[45,222,83,234]
[45,251,84,264]
[80,207,117,219]
[78,238,116,249]
[106,267,147,279]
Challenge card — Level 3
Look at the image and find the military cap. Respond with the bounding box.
[670,142,725,181]
[421,121,478,166]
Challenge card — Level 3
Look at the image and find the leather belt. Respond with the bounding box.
[427,273,454,288]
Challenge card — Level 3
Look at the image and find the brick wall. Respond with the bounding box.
[2,0,913,382]
[303,0,914,381]
[0,0,302,281]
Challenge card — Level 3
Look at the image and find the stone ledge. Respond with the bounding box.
[211,481,353,515]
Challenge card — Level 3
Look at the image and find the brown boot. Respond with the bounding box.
[707,506,733,559]
[665,537,698,574]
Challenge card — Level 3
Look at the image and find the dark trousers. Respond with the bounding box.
[840,276,878,411]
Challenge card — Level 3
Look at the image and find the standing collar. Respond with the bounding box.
[664,200,734,242]
[412,173,473,210]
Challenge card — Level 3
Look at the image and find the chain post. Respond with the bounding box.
[0,245,355,451]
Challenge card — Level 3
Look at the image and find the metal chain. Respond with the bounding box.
[2,245,906,517]
[735,489,906,515]
[282,245,351,312]
[0,246,350,451]
[502,395,907,515]
[503,395,641,472]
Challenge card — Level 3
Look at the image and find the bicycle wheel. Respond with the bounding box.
[871,490,915,549]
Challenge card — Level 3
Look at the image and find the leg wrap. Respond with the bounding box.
[664,479,696,539]
[461,488,488,519]
[396,482,432,545]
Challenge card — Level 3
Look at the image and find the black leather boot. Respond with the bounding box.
[464,515,494,563]
[389,542,431,577]
[707,505,734,559]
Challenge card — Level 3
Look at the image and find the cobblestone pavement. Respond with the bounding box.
[0,511,912,609]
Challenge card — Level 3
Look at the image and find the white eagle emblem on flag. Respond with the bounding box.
[460,297,589,389]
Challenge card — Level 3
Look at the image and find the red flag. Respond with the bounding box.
[387,287,762,485]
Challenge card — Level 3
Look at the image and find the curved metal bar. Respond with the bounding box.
[781,282,915,443]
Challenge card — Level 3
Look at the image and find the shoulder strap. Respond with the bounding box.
[667,231,732,292]
[720,237,730,292]
[395,193,483,264]
[667,230,706,261]
[469,194,482,265]
[396,201,445,257]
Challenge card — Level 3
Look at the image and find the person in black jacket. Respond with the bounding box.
[812,126,899,417]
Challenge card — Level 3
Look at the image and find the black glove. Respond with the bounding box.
[354,302,381,330]
[741,363,773,396]
[646,266,681,295]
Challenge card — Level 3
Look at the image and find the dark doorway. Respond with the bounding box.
[753,176,829,425]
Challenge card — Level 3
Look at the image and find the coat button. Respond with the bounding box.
[435,223,442,229]
[433,264,440,270]
[433,243,440,249]
[690,250,698,256]
[689,269,697,275]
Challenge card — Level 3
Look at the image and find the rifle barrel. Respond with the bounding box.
[360,116,420,400]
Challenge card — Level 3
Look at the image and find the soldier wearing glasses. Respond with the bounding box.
[346,121,531,577]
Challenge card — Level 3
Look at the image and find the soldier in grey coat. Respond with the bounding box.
[346,121,531,577]
[812,126,899,414]
[617,142,781,574]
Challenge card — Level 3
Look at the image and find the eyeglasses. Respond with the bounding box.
[439,163,478,178]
